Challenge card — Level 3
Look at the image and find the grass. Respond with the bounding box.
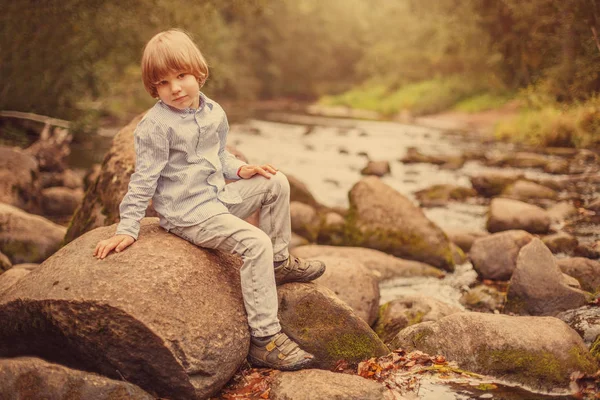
[319,77,508,117]
[495,97,600,148]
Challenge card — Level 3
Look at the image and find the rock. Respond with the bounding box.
[0,202,66,264]
[0,251,11,272]
[269,369,389,400]
[544,159,570,174]
[317,211,346,245]
[0,219,249,400]
[313,256,380,325]
[287,174,320,209]
[11,263,40,271]
[0,268,29,297]
[391,312,598,390]
[289,233,309,250]
[290,201,320,242]
[277,283,389,368]
[346,177,454,271]
[40,169,83,190]
[557,306,600,347]
[570,150,600,174]
[41,187,84,217]
[470,172,523,197]
[64,114,146,243]
[439,156,465,170]
[587,197,600,212]
[83,164,101,191]
[0,357,154,400]
[373,296,461,345]
[414,185,476,207]
[557,258,600,293]
[0,146,41,213]
[487,198,551,234]
[450,243,467,265]
[444,229,489,253]
[24,126,71,172]
[563,273,581,289]
[542,232,578,254]
[360,161,391,177]
[574,242,600,259]
[469,230,533,280]
[504,239,589,316]
[495,152,550,169]
[501,180,558,201]
[547,201,578,224]
[292,245,445,281]
[399,147,446,165]
[460,285,505,313]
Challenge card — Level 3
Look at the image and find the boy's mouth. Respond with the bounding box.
[174,95,188,102]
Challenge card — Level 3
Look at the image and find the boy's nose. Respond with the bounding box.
[171,83,181,93]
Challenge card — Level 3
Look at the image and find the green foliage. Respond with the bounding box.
[453,93,514,113]
[495,96,600,148]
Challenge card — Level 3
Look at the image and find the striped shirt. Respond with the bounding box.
[116,92,247,239]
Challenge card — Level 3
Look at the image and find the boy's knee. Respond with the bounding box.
[245,230,273,256]
[271,171,290,196]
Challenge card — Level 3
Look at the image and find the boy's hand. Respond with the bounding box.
[238,164,278,179]
[94,234,135,259]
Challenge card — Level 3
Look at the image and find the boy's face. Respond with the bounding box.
[155,71,200,110]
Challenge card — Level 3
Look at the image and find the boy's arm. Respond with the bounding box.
[115,118,169,240]
[217,116,247,180]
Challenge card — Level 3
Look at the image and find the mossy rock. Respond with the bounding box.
[392,312,598,390]
[277,283,389,368]
[343,177,454,271]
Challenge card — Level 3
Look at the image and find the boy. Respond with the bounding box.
[93,29,325,371]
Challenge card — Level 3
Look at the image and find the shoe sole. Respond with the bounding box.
[275,264,326,286]
[248,354,314,371]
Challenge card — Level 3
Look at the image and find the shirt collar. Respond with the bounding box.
[159,92,214,118]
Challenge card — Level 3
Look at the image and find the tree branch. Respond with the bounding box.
[591,26,600,54]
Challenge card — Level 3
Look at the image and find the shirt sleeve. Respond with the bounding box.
[116,118,169,239]
[217,115,247,180]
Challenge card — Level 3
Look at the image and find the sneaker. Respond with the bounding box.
[248,332,314,371]
[274,255,326,285]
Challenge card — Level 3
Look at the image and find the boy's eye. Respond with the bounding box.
[178,73,186,79]
[157,80,167,86]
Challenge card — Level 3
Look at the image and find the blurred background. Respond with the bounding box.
[1,0,600,148]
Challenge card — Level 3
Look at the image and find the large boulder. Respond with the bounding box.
[0,202,66,263]
[269,369,389,400]
[373,296,461,345]
[64,114,145,243]
[504,239,590,316]
[557,257,600,293]
[345,177,454,271]
[469,230,533,280]
[277,283,389,369]
[391,312,598,390]
[313,256,380,325]
[292,245,444,281]
[0,357,154,400]
[487,198,551,234]
[0,146,41,213]
[0,219,250,400]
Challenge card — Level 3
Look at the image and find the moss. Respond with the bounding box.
[373,303,390,338]
[478,346,597,388]
[1,240,42,263]
[325,332,384,362]
[590,335,600,362]
[407,310,425,326]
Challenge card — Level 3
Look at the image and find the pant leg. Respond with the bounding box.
[224,171,291,262]
[171,214,281,337]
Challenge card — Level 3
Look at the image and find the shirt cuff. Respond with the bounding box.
[237,166,244,179]
[116,219,140,240]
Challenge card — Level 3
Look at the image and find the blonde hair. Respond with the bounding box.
[141,29,209,98]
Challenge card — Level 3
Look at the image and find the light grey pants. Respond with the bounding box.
[170,172,291,337]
